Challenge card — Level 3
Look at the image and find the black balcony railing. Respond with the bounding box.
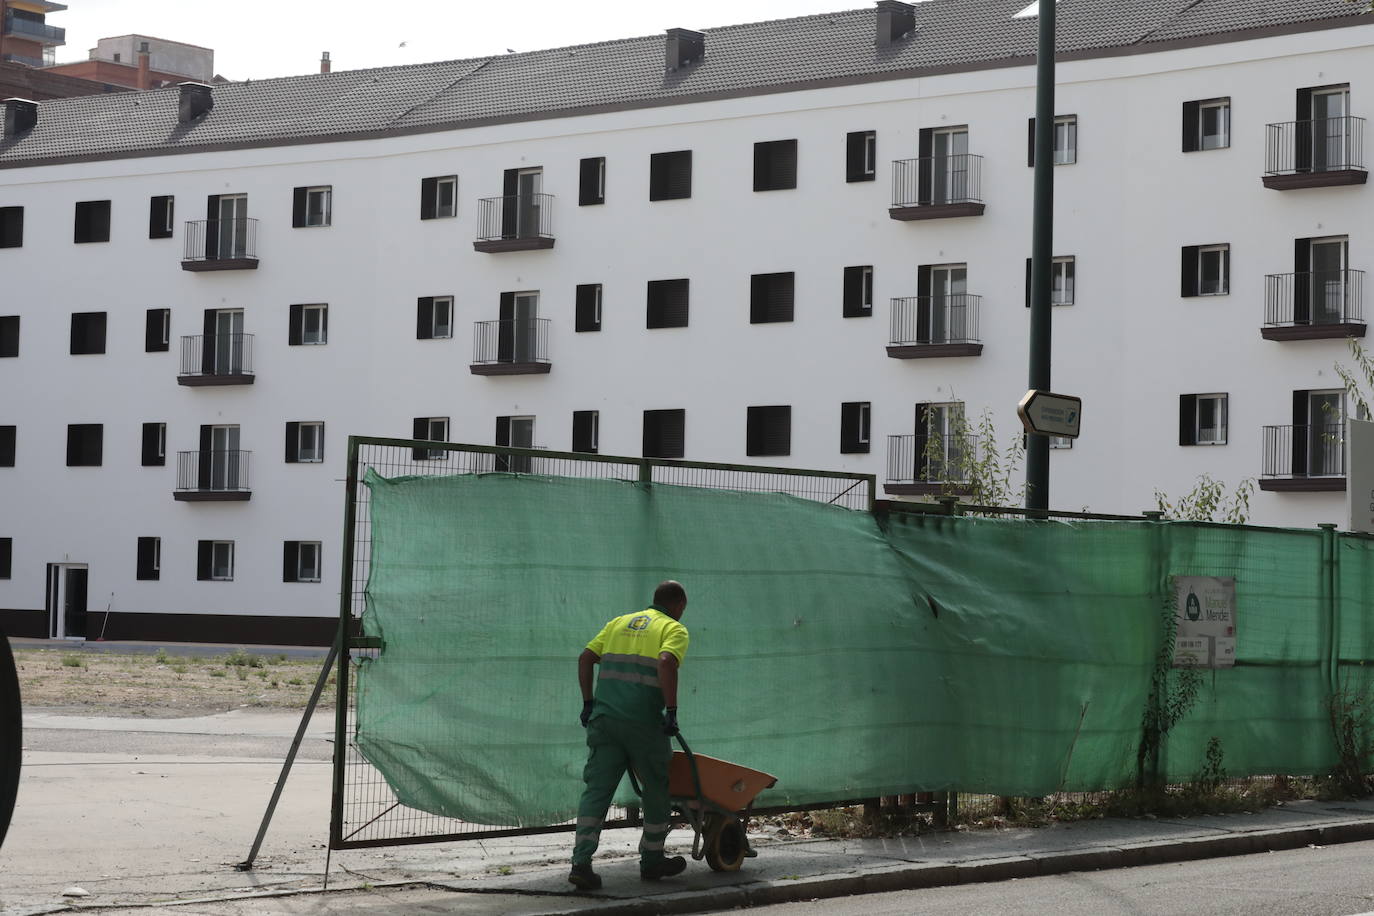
[890,294,981,346]
[886,433,980,486]
[1265,117,1365,175]
[179,333,254,380]
[471,318,550,368]
[1262,424,1345,478]
[176,449,251,494]
[3,14,65,43]
[476,193,554,243]
[182,218,258,265]
[891,155,983,208]
[1264,270,1364,327]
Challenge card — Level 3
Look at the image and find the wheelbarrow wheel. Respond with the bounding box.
[702,813,747,872]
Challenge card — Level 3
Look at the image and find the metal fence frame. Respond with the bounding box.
[329,436,876,850]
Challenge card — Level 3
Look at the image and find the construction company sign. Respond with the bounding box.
[1172,576,1236,669]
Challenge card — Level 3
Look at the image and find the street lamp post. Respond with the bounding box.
[1026,0,1056,515]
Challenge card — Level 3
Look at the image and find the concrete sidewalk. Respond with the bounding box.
[5,708,1374,916]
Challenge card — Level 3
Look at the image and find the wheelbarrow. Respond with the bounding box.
[629,733,777,872]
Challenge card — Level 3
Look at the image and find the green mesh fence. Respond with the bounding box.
[354,470,1372,830]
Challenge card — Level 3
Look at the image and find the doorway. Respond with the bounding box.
[46,563,88,640]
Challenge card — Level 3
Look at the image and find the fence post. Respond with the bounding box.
[1319,523,1339,698]
[639,459,652,486]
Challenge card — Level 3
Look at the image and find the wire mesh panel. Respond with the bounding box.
[332,437,874,849]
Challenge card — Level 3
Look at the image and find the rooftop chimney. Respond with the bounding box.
[664,28,705,73]
[320,51,331,74]
[2,98,38,137]
[177,82,213,123]
[876,0,916,48]
[137,41,152,91]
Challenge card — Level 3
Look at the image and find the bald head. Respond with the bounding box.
[654,580,687,619]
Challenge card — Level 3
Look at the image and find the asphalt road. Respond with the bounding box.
[725,840,1374,916]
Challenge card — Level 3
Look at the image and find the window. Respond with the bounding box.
[647,279,689,329]
[750,272,795,324]
[197,540,234,581]
[649,150,692,201]
[74,200,111,243]
[293,186,332,227]
[747,406,792,457]
[0,538,10,579]
[141,422,166,467]
[917,126,971,204]
[841,402,871,454]
[1182,98,1230,152]
[283,541,322,583]
[136,536,161,581]
[846,131,877,182]
[575,284,603,332]
[843,266,873,317]
[1181,244,1230,297]
[1027,115,1078,165]
[149,195,174,239]
[915,402,966,481]
[1180,394,1228,446]
[579,157,606,205]
[754,139,798,191]
[145,308,170,352]
[0,316,18,358]
[285,421,324,463]
[416,296,454,340]
[0,425,13,466]
[0,206,22,248]
[411,417,449,460]
[572,410,599,454]
[420,175,457,219]
[643,409,685,459]
[70,312,107,355]
[66,424,103,466]
[288,303,328,346]
[1024,257,1077,306]
[495,415,536,472]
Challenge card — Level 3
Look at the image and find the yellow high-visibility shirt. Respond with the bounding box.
[586,606,688,725]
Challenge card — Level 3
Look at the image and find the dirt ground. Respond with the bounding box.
[13,648,336,717]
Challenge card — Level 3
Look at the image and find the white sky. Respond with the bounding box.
[55,1,859,80]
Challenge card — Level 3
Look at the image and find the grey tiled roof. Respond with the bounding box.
[0,0,1366,167]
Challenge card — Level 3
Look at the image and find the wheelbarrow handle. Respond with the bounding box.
[674,732,705,808]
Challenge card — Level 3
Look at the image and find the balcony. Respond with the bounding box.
[470,319,551,375]
[1259,424,1345,492]
[178,334,254,386]
[3,14,66,44]
[1262,270,1365,340]
[174,450,252,501]
[181,219,259,271]
[885,433,979,497]
[887,295,983,358]
[889,155,985,220]
[474,193,555,252]
[1263,117,1367,189]
[0,51,45,67]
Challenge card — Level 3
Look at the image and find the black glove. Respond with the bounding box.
[662,707,679,736]
[580,700,594,728]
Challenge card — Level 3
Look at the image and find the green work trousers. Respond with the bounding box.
[571,715,671,868]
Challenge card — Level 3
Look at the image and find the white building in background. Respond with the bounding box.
[0,0,1370,643]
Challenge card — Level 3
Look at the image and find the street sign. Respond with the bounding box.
[1348,419,1374,534]
[1017,389,1081,438]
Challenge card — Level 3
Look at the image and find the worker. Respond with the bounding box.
[569,580,690,890]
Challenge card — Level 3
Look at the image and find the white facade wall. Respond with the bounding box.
[1,24,1372,636]
[91,36,214,81]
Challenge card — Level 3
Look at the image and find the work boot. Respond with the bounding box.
[640,855,687,881]
[568,863,602,890]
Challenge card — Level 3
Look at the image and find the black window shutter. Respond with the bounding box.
[579,157,604,205]
[149,197,161,238]
[292,187,308,227]
[1182,101,1200,152]
[495,416,512,447]
[0,315,17,358]
[416,297,434,340]
[1025,258,1032,308]
[843,266,869,317]
[673,152,692,199]
[0,425,13,466]
[501,169,519,236]
[137,537,159,581]
[1292,390,1309,475]
[285,422,300,463]
[202,308,216,372]
[1028,118,1037,166]
[775,273,794,321]
[917,128,933,202]
[142,422,164,466]
[750,274,767,323]
[288,304,303,346]
[66,427,79,466]
[1222,247,1230,294]
[420,177,438,220]
[197,540,212,581]
[1179,395,1197,445]
[1295,88,1314,172]
[204,194,220,258]
[283,541,299,582]
[575,284,601,332]
[411,418,428,460]
[0,538,10,579]
[0,206,21,247]
[1181,247,1199,297]
[145,309,166,352]
[753,143,769,191]
[198,425,212,489]
[572,410,597,453]
[662,410,685,459]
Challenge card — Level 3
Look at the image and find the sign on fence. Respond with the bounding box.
[1348,419,1374,535]
[1172,576,1236,668]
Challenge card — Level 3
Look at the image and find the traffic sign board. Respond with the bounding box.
[1018,389,1082,438]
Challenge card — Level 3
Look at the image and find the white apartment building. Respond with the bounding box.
[0,0,1370,643]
